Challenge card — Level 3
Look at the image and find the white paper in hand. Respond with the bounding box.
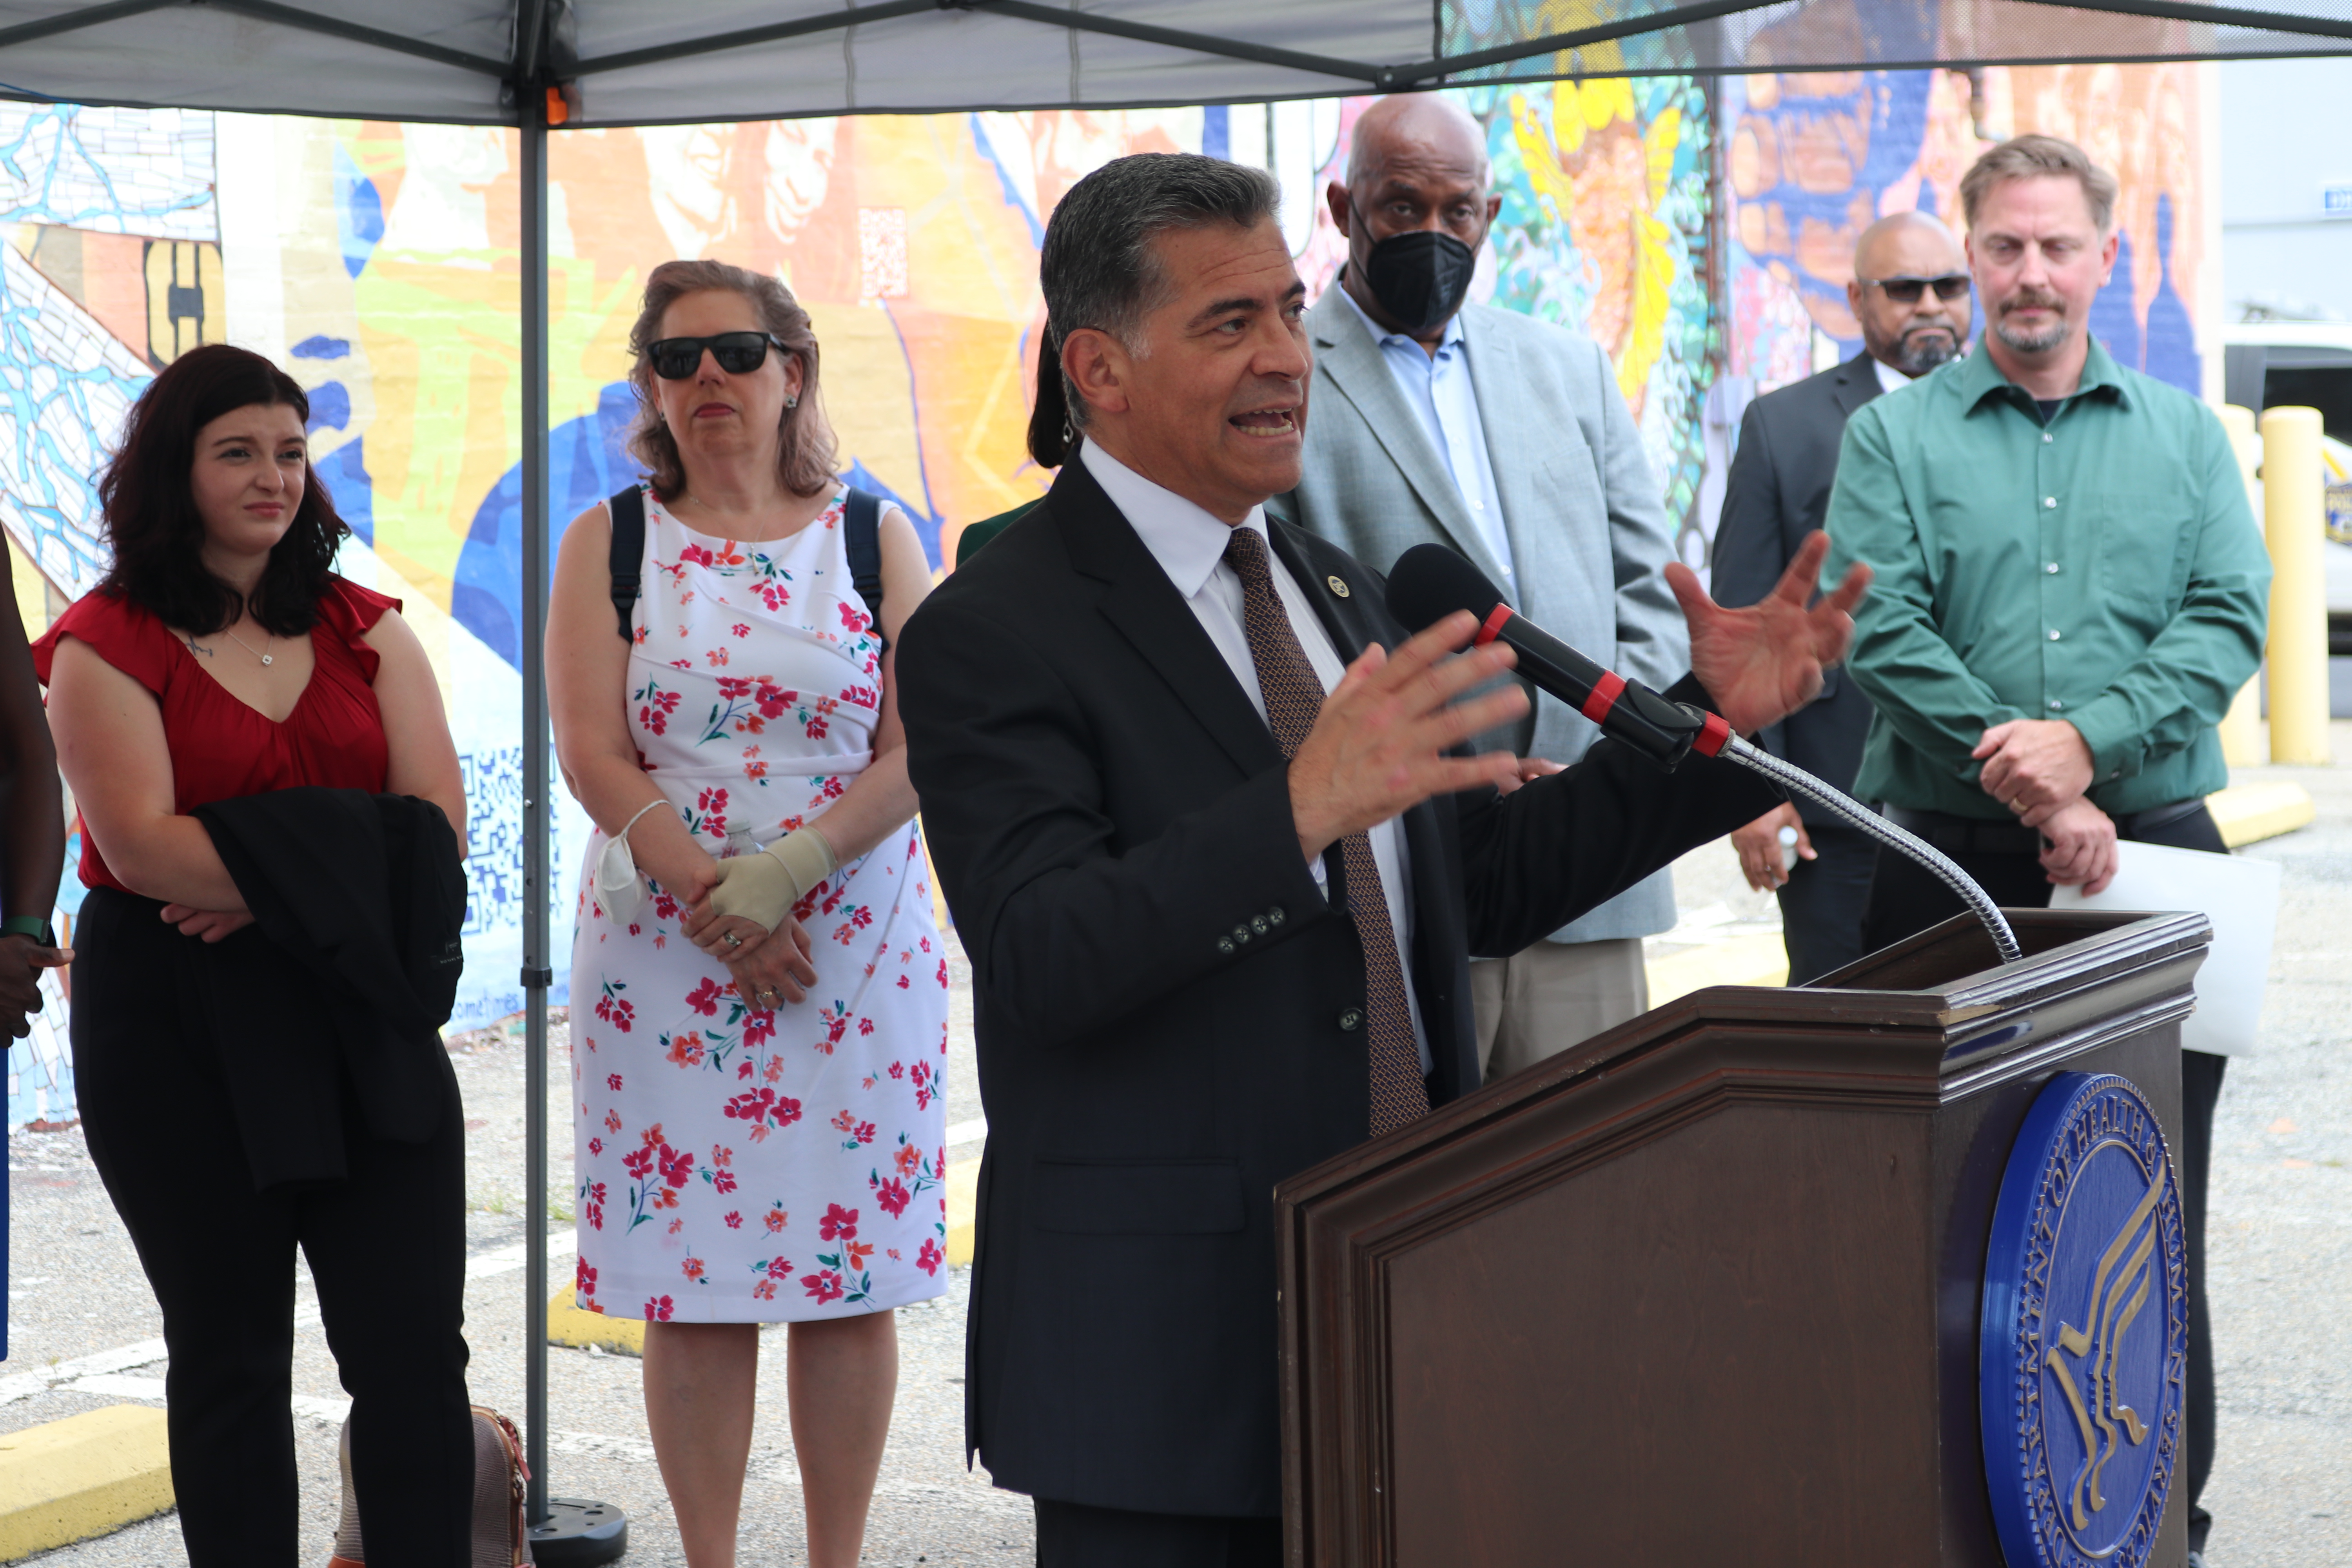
[2049,841,2279,1056]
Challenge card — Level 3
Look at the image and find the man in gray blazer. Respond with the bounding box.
[1712,209,1972,984]
[1276,94,1686,1080]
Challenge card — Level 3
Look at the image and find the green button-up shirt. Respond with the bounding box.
[1821,336,2270,820]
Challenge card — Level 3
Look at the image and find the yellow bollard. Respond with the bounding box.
[2216,405,2265,766]
[2260,406,2332,765]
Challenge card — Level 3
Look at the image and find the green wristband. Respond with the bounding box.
[1,915,53,946]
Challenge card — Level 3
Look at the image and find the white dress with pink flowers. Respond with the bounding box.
[569,485,950,1324]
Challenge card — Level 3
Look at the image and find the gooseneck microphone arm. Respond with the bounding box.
[1383,543,2021,967]
[1712,735,2021,966]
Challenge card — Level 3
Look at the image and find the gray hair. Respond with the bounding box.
[1960,134,2119,234]
[1029,152,1279,461]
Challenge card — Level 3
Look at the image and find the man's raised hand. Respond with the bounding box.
[1666,530,1870,737]
[1288,611,1528,862]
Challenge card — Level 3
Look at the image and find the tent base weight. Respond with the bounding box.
[529,1498,628,1565]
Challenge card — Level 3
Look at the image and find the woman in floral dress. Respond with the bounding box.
[547,260,947,1567]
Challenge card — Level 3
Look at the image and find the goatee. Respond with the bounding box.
[1993,293,2072,356]
[1895,332,1959,377]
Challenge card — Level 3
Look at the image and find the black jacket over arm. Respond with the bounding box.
[1711,356,1881,814]
[897,457,1777,1517]
[191,788,467,1190]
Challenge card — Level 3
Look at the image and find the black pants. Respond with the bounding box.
[1862,804,2228,1545]
[1034,1499,1281,1568]
[1777,821,1878,985]
[71,887,475,1568]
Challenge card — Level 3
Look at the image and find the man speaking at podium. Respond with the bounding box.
[897,152,1868,1566]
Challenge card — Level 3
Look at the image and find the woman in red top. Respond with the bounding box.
[38,346,475,1565]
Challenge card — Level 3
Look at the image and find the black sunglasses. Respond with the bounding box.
[646,331,790,380]
[1860,274,1972,305]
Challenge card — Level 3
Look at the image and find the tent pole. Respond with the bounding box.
[519,83,553,1526]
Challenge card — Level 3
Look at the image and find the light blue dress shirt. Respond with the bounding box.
[1333,283,1517,591]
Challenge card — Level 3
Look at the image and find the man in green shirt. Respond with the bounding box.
[1823,136,2266,1566]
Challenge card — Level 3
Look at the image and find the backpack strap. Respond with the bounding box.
[607,485,645,642]
[843,487,886,648]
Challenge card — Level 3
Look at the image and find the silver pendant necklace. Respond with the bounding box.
[223,626,274,666]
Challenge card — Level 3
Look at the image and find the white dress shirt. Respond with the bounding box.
[1080,439,1431,1071]
[1334,282,1517,592]
[1872,355,1915,396]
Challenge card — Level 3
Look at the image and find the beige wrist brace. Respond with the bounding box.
[709,824,839,931]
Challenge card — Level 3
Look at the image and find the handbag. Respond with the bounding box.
[326,1405,535,1567]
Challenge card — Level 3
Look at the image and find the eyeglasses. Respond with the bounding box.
[645,331,790,380]
[1859,274,1973,305]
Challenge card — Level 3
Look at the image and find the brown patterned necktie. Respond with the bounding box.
[1222,524,1430,1136]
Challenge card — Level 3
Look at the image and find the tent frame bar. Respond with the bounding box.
[0,0,511,75]
[2006,0,2352,43]
[0,0,171,55]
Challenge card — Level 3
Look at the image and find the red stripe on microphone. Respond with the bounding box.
[1474,603,1513,647]
[1580,670,1626,724]
[1693,709,1733,757]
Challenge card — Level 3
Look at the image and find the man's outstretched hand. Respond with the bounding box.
[1288,610,1528,863]
[1666,530,1870,737]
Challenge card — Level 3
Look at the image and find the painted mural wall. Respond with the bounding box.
[3,69,2217,1129]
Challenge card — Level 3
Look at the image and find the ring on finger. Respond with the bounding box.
[723,931,743,949]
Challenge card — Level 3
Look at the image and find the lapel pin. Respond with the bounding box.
[1327,575,1351,599]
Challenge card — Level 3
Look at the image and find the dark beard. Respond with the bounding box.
[1895,332,1960,377]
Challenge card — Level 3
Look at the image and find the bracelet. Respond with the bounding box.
[1,915,54,946]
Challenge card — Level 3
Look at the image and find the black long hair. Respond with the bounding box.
[94,343,349,637]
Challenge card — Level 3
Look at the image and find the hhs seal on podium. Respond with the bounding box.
[1982,1072,2190,1568]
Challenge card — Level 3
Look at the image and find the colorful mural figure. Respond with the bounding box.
[0,69,2216,1127]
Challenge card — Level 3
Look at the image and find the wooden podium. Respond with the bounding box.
[1275,909,2205,1567]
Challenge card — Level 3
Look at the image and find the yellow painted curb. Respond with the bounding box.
[547,1289,646,1357]
[1646,930,1791,1005]
[945,1159,979,1267]
[0,1404,174,1561]
[2208,782,2315,849]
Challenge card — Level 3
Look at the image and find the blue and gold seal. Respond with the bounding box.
[1981,1072,2188,1568]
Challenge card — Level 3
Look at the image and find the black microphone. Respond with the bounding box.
[1385,544,2026,962]
[1385,543,1730,771]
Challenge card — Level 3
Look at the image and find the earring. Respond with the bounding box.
[1061,415,1074,445]
[784,394,799,409]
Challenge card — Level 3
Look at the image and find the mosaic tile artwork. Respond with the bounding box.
[0,104,216,239]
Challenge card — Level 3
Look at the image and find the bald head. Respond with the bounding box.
[1329,95,1500,346]
[1855,210,1961,281]
[1346,93,1490,191]
[1847,209,1972,377]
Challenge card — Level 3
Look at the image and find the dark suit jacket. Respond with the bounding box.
[1711,356,1885,821]
[896,457,1777,1517]
[192,789,467,1189]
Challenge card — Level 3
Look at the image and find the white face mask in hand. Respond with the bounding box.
[597,799,670,925]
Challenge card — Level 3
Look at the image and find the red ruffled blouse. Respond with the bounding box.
[33,577,401,895]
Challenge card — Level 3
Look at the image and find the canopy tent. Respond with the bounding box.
[2,0,2351,125]
[0,0,2332,1547]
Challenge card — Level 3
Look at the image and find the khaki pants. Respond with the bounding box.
[1470,937,1650,1085]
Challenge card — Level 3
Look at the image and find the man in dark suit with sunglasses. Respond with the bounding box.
[1710,209,1971,984]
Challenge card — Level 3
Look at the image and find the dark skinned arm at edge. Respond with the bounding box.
[0,544,66,1035]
